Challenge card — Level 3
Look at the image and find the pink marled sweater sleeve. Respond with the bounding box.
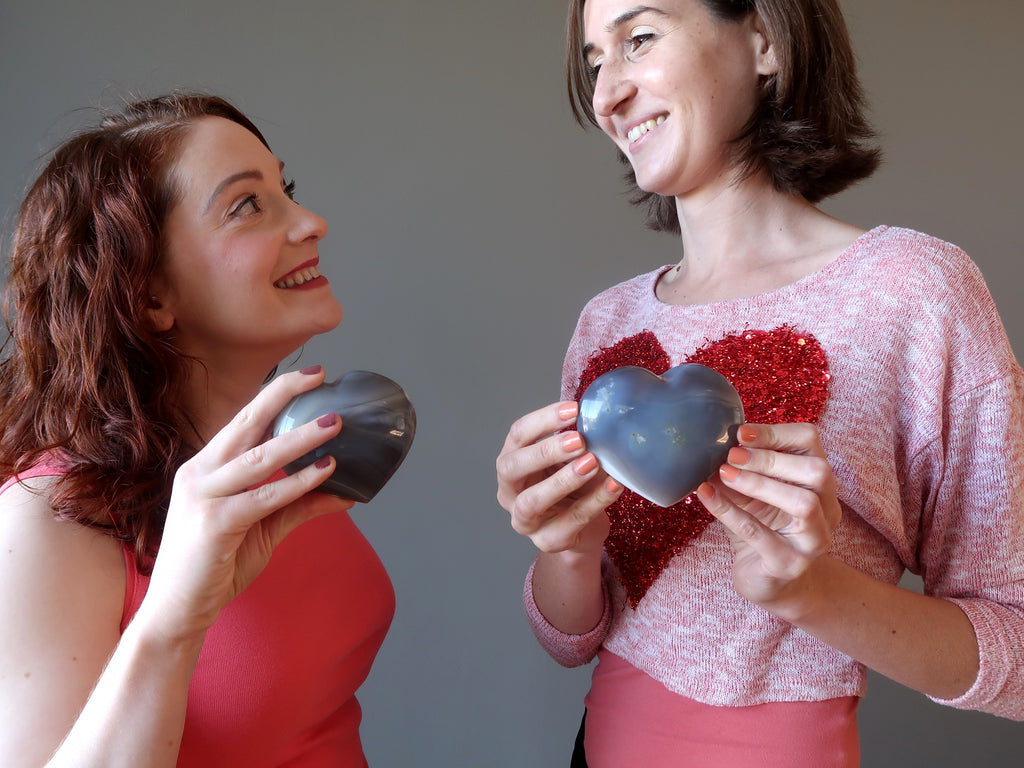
[522,557,612,667]
[918,372,1024,719]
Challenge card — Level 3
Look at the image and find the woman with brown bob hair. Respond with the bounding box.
[0,93,395,766]
[497,0,1024,765]
[567,0,881,233]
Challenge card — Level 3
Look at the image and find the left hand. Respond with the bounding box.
[696,422,842,616]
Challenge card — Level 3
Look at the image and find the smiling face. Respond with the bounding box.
[582,0,776,201]
[153,116,343,368]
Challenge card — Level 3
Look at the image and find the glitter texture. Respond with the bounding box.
[574,327,830,607]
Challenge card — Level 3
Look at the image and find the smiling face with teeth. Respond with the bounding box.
[583,0,777,201]
[152,116,343,370]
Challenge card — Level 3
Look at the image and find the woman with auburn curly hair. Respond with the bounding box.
[496,1,1024,765]
[0,93,394,766]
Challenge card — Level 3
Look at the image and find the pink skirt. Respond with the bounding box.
[583,650,860,768]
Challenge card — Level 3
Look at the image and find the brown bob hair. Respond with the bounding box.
[0,92,269,573]
[566,0,881,233]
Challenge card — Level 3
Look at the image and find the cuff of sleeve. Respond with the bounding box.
[928,597,1023,720]
[522,557,610,668]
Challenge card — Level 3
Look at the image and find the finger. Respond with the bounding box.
[697,482,808,568]
[524,476,622,553]
[202,367,329,462]
[509,453,606,533]
[222,453,352,532]
[497,429,588,501]
[718,461,827,522]
[501,401,579,453]
[258,486,355,550]
[204,409,344,498]
[711,471,832,558]
[725,445,835,492]
[737,422,825,457]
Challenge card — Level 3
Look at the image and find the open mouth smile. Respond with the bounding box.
[627,115,666,143]
[274,264,323,288]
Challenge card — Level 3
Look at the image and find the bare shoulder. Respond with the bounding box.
[0,475,126,759]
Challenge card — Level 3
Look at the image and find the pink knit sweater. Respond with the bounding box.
[523,226,1024,719]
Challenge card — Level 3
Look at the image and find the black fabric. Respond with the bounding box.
[570,709,588,767]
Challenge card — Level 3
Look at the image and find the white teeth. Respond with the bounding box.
[627,115,666,143]
[275,265,322,288]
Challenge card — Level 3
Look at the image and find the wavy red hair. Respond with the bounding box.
[0,93,270,573]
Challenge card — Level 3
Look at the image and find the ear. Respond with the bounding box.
[750,11,779,77]
[146,280,175,333]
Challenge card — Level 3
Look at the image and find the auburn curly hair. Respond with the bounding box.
[0,92,270,573]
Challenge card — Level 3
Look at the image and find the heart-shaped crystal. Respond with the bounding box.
[578,363,744,507]
[273,370,416,502]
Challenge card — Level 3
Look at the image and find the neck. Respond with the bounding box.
[178,350,284,445]
[659,174,865,304]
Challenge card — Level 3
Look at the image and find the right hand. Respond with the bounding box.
[136,367,352,645]
[496,401,622,554]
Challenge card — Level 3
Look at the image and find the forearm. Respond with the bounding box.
[46,617,204,768]
[772,555,979,699]
[532,549,606,635]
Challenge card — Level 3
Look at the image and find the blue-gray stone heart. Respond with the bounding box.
[578,363,744,507]
[272,370,416,502]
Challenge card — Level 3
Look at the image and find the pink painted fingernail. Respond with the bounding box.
[301,365,324,375]
[562,432,583,452]
[317,413,338,428]
[738,424,757,443]
[696,482,715,499]
[558,402,579,420]
[314,456,332,469]
[605,477,624,494]
[729,446,751,465]
[574,453,597,475]
[719,464,740,481]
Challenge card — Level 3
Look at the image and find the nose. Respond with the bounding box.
[592,60,636,118]
[289,203,329,243]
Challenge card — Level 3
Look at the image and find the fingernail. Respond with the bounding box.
[696,482,715,500]
[738,424,757,444]
[314,456,332,469]
[562,432,583,452]
[558,402,579,421]
[605,477,624,494]
[301,365,324,375]
[574,453,597,475]
[729,446,751,465]
[317,413,338,428]
[719,464,740,481]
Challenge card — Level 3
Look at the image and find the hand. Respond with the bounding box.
[138,367,353,644]
[496,401,623,554]
[696,422,841,617]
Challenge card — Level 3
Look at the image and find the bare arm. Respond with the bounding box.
[0,369,352,767]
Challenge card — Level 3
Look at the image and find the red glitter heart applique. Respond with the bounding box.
[574,326,830,607]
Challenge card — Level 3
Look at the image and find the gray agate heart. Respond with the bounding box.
[578,363,744,508]
[272,370,416,502]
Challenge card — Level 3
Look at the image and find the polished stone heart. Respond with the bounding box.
[578,363,744,507]
[272,370,416,502]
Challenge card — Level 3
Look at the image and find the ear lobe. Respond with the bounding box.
[146,294,175,333]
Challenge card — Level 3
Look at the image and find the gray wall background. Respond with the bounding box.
[1,0,1021,764]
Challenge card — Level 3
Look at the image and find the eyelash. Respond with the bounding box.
[586,32,656,83]
[230,179,297,217]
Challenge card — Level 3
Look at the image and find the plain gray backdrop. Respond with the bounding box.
[1,0,1022,765]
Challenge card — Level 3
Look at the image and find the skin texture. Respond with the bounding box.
[0,116,354,767]
[497,0,979,703]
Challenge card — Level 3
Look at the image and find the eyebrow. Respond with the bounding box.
[203,161,286,214]
[582,6,668,58]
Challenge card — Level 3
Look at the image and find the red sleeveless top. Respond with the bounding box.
[4,463,395,767]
